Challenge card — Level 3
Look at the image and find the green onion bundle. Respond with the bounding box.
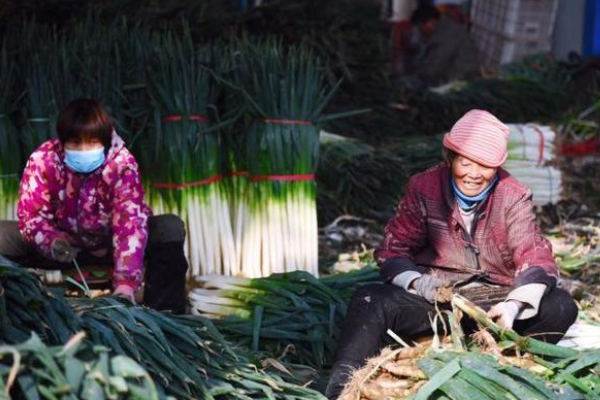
[19,23,61,155]
[402,78,569,137]
[64,16,129,136]
[317,132,407,223]
[341,295,598,399]
[230,39,339,277]
[143,30,237,276]
[412,351,583,400]
[72,297,325,400]
[0,257,326,399]
[0,256,81,345]
[0,40,20,221]
[0,333,163,400]
[190,265,381,368]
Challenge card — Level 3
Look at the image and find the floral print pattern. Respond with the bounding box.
[18,132,151,290]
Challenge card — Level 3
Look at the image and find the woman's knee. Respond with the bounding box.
[514,288,578,344]
[348,283,404,313]
[148,214,186,245]
[536,288,579,333]
[0,221,29,257]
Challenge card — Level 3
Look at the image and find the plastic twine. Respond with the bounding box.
[162,115,210,123]
[249,174,315,182]
[532,125,546,166]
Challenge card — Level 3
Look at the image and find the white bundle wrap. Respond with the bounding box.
[503,124,562,206]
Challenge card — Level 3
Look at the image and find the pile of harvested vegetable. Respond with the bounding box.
[0,256,326,399]
[0,333,161,400]
[339,296,599,400]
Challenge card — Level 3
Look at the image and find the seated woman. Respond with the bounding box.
[326,109,578,399]
[0,98,188,313]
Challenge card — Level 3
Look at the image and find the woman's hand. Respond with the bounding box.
[50,238,79,263]
[114,284,136,304]
[487,300,522,329]
[412,275,446,303]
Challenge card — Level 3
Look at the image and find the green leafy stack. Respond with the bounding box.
[142,29,237,277]
[229,39,341,278]
[0,257,80,345]
[0,40,21,221]
[0,333,162,400]
[190,265,381,368]
[0,257,326,400]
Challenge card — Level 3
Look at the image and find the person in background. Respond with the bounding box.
[409,2,480,86]
[325,109,578,399]
[0,98,188,313]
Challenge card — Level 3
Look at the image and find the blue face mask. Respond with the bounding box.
[64,147,106,174]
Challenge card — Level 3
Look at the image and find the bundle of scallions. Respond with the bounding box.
[19,24,61,156]
[0,256,326,400]
[228,39,345,278]
[190,265,381,368]
[0,40,21,221]
[64,16,130,136]
[0,332,162,400]
[339,295,599,400]
[142,30,237,277]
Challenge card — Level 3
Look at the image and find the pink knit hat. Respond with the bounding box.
[443,109,509,167]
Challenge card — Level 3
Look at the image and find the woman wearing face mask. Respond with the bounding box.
[325,110,578,399]
[0,98,188,313]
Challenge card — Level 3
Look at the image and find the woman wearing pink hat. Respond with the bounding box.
[325,110,577,399]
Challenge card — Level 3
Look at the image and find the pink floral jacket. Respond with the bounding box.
[18,132,151,290]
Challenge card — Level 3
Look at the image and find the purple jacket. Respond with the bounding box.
[375,164,557,287]
[18,132,151,290]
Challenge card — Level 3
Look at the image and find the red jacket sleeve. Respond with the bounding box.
[375,177,429,282]
[506,189,558,287]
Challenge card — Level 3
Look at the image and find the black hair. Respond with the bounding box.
[411,3,441,24]
[442,147,457,166]
[56,98,113,149]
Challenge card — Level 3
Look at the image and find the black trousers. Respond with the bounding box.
[326,283,578,399]
[0,215,188,314]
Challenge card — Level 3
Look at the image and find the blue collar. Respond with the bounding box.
[451,175,498,211]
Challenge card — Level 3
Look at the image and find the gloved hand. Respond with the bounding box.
[114,284,136,304]
[50,238,78,263]
[487,300,521,330]
[413,275,448,303]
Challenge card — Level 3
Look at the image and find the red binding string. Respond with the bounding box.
[532,125,545,166]
[153,175,222,190]
[262,119,311,125]
[162,115,210,123]
[249,174,315,182]
[559,138,600,156]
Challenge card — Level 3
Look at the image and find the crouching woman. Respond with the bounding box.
[0,98,188,313]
